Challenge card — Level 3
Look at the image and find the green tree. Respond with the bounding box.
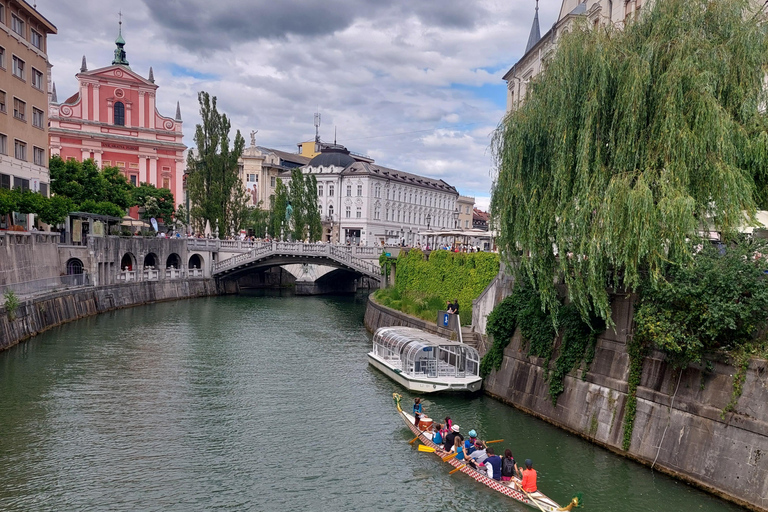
[248,202,270,238]
[288,168,307,241]
[491,0,768,322]
[305,174,322,242]
[39,196,74,226]
[0,188,18,226]
[49,156,132,216]
[268,178,288,239]
[174,203,189,232]
[132,183,175,222]
[186,91,245,236]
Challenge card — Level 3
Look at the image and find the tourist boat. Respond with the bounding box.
[392,393,579,512]
[368,326,482,393]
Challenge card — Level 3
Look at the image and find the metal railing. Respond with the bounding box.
[0,274,92,302]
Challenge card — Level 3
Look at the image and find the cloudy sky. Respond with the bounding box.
[36,0,560,210]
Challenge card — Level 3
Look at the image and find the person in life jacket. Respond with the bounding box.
[520,459,538,493]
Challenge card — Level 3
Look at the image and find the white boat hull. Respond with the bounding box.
[368,353,482,393]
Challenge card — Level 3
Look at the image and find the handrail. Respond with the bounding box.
[456,312,463,344]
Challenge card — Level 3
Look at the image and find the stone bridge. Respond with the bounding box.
[211,241,382,283]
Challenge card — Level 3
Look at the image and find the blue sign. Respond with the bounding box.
[442,313,450,327]
[385,253,391,257]
[422,347,433,352]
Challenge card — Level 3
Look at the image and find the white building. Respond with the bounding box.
[504,0,645,114]
[304,145,459,246]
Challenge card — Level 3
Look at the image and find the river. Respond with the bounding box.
[0,293,745,511]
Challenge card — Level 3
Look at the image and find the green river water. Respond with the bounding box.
[0,293,745,511]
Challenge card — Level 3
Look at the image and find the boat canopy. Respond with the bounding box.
[372,326,480,378]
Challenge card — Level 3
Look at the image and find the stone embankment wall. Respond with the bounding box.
[0,279,219,351]
[0,233,62,286]
[364,294,458,340]
[483,293,768,512]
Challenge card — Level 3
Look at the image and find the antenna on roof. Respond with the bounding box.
[334,126,337,145]
[314,111,321,143]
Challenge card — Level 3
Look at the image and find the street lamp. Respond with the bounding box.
[400,227,404,247]
[328,213,334,243]
[426,213,431,250]
[453,209,459,229]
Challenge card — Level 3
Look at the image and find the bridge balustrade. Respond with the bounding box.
[117,271,137,283]
[143,269,160,281]
[165,269,183,279]
[187,268,204,278]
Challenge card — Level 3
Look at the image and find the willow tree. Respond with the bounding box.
[491,0,768,322]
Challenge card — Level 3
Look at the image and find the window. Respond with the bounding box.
[465,220,469,228]
[0,4,4,24]
[346,184,352,196]
[130,175,137,186]
[33,146,44,165]
[102,160,111,167]
[12,55,24,80]
[328,204,334,218]
[345,206,351,218]
[0,173,9,189]
[32,68,43,89]
[32,107,43,128]
[0,90,5,113]
[356,207,362,219]
[114,101,125,126]
[14,140,26,161]
[318,184,323,197]
[385,209,389,221]
[0,134,6,155]
[40,183,48,197]
[11,14,24,37]
[374,208,380,220]
[247,173,257,182]
[357,184,362,196]
[0,46,5,68]
[329,184,334,196]
[13,177,29,190]
[270,176,276,187]
[162,177,170,189]
[375,185,380,198]
[30,30,42,50]
[13,97,25,121]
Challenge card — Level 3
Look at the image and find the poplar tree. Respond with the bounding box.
[491,0,768,322]
[305,174,322,242]
[269,178,288,239]
[186,91,245,236]
[289,168,307,241]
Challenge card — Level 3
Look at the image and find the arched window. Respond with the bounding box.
[66,258,84,275]
[328,204,334,218]
[114,101,125,126]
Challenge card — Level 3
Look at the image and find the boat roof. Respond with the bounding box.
[374,326,466,347]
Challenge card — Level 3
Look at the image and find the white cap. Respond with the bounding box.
[451,424,460,432]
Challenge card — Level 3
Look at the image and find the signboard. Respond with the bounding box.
[72,219,82,244]
[442,313,450,327]
[150,218,159,231]
[92,221,105,237]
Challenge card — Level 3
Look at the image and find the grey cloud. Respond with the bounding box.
[141,0,487,51]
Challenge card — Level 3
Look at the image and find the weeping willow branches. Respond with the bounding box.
[491,0,768,322]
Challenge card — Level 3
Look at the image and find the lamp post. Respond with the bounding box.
[328,213,334,243]
[400,227,404,247]
[426,213,431,250]
[453,210,460,251]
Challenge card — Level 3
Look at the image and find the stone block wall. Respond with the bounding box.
[483,293,768,512]
[0,233,61,286]
[0,279,219,351]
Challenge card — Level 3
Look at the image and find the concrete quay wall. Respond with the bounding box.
[0,232,62,286]
[0,279,219,352]
[364,293,768,512]
[483,293,768,512]
[364,294,458,340]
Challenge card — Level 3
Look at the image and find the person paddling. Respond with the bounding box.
[520,459,538,493]
[501,449,521,482]
[413,397,423,426]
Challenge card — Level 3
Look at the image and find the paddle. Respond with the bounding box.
[519,484,547,512]
[417,444,436,453]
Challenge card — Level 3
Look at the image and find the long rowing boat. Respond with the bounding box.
[393,393,580,512]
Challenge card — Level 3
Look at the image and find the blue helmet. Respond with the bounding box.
[468,429,477,438]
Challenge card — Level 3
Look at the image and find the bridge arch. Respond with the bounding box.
[121,252,136,271]
[189,254,203,269]
[166,253,182,269]
[66,258,84,275]
[144,252,158,268]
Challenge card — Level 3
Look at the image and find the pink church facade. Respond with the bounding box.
[48,32,186,213]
